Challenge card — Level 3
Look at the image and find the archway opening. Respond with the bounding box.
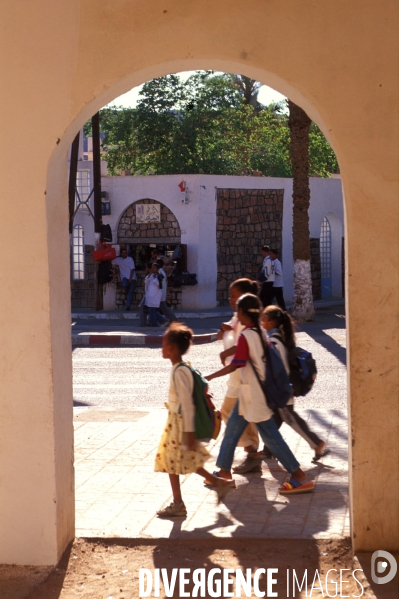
[51,63,347,546]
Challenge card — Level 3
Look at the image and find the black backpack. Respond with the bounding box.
[271,333,317,397]
[100,224,112,243]
[157,272,164,289]
[97,261,113,285]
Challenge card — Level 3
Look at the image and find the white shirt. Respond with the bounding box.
[169,363,195,432]
[144,273,162,307]
[224,313,244,398]
[112,256,137,280]
[262,256,275,283]
[237,328,273,423]
[273,258,283,287]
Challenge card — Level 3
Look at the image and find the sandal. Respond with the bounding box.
[279,477,315,495]
[204,471,236,489]
[312,449,331,462]
[156,501,187,518]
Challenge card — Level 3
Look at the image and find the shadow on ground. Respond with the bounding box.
[22,537,376,599]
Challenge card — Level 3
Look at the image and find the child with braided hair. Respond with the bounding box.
[155,323,235,518]
[262,305,330,462]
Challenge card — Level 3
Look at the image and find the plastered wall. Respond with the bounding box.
[76,174,344,308]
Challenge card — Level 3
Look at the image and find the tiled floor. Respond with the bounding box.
[74,408,350,539]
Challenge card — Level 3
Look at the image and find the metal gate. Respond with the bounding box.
[320,216,332,298]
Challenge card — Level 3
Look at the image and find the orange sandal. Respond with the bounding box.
[279,477,314,495]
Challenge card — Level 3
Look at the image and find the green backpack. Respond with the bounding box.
[174,363,221,441]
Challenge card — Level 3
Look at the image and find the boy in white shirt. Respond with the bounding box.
[145,263,167,327]
[156,259,177,323]
[270,249,286,310]
[112,248,137,311]
[259,245,275,307]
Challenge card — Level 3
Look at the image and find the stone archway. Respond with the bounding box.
[117,199,181,245]
[116,199,183,308]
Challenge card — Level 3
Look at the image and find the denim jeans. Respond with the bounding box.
[216,400,300,474]
[122,277,136,309]
[147,306,166,327]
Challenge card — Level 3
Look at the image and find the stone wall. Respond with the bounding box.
[71,245,96,309]
[117,198,181,244]
[310,238,322,301]
[216,188,283,305]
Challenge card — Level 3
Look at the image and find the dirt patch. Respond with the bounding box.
[21,537,376,599]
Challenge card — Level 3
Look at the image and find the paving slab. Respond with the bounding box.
[74,407,349,540]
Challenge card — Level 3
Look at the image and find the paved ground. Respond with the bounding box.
[74,407,349,540]
[71,303,349,540]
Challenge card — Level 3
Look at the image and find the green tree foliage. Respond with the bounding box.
[91,71,339,177]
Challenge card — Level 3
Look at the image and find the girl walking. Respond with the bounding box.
[261,305,329,462]
[206,293,314,495]
[217,279,260,473]
[155,323,234,518]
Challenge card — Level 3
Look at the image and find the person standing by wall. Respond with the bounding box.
[157,259,177,323]
[270,249,286,310]
[258,245,275,308]
[112,248,137,311]
[145,263,167,327]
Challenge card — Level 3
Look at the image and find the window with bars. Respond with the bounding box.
[320,216,332,297]
[76,169,91,208]
[72,224,85,280]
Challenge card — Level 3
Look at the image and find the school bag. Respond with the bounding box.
[174,363,221,441]
[97,261,113,285]
[100,224,112,243]
[271,333,317,397]
[249,331,293,410]
[157,272,164,289]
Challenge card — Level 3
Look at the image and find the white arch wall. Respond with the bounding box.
[308,178,345,300]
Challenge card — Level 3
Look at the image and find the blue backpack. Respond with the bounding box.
[271,333,317,397]
[249,331,293,409]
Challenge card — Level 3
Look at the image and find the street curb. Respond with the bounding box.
[72,331,218,346]
[71,310,232,320]
[71,300,344,321]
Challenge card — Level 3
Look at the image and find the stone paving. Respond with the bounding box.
[74,407,349,540]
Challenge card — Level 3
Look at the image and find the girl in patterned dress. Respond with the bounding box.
[155,323,234,518]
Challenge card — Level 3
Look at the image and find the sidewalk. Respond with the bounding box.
[74,407,349,540]
[71,300,345,346]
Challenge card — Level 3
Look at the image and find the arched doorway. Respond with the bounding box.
[116,199,182,308]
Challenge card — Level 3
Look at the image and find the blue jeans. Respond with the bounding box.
[216,401,300,474]
[147,307,166,327]
[122,277,136,309]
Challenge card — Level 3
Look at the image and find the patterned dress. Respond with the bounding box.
[154,363,210,475]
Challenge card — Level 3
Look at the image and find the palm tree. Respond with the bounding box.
[231,75,262,113]
[288,100,315,321]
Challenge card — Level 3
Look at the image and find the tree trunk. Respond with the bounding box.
[288,100,315,321]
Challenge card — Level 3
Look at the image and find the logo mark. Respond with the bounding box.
[371,550,397,585]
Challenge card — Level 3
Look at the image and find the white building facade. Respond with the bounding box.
[72,173,344,309]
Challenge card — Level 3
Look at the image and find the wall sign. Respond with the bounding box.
[136,203,161,223]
